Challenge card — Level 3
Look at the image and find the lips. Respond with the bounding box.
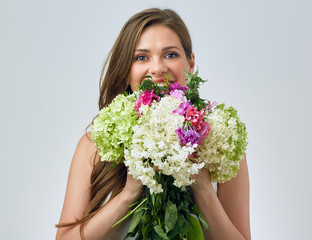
[152,78,175,84]
[152,78,165,83]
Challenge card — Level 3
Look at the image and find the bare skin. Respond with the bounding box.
[56,133,143,240]
[191,157,251,240]
[57,24,250,240]
[56,133,250,240]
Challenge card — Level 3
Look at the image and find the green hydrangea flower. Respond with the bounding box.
[91,94,138,163]
[197,103,248,183]
[215,103,248,163]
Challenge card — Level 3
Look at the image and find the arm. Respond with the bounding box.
[191,156,251,240]
[56,132,143,240]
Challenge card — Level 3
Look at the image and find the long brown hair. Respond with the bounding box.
[56,8,193,239]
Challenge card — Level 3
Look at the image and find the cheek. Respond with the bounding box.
[172,62,189,84]
[130,65,146,90]
[130,64,146,79]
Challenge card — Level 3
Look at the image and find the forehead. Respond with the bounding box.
[136,25,182,49]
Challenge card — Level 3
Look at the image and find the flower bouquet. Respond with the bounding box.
[91,70,248,239]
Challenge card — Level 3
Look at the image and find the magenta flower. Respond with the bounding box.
[169,83,189,94]
[135,89,160,116]
[172,101,192,116]
[169,83,181,92]
[175,127,201,146]
[141,89,160,105]
[181,86,189,92]
[170,89,186,101]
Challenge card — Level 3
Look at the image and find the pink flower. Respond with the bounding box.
[172,101,191,116]
[135,90,160,116]
[198,121,211,143]
[141,89,160,105]
[135,99,142,114]
[185,107,206,131]
[206,101,218,112]
[170,89,186,101]
[184,106,211,143]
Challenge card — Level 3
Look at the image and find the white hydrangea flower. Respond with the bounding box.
[196,106,246,183]
[124,95,204,194]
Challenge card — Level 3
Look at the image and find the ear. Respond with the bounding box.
[188,53,195,73]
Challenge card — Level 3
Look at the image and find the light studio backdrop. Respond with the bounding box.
[0,0,311,239]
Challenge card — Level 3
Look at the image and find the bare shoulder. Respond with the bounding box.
[77,131,94,150]
[74,131,100,167]
[218,155,249,193]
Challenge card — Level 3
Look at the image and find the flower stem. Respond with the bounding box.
[112,198,147,228]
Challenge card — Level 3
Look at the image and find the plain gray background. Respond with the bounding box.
[1,0,311,239]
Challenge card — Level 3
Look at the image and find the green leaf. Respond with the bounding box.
[138,75,170,96]
[193,204,210,231]
[167,214,185,238]
[151,231,162,240]
[155,195,162,213]
[180,217,192,237]
[186,215,204,240]
[165,201,178,233]
[151,194,155,207]
[135,233,142,240]
[153,225,169,240]
[142,223,148,238]
[128,210,142,233]
[198,213,210,231]
[141,212,151,223]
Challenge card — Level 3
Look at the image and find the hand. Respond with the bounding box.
[190,167,214,194]
[121,172,144,203]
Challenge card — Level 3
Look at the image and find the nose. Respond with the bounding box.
[148,59,168,76]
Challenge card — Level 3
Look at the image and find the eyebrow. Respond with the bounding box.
[135,46,181,53]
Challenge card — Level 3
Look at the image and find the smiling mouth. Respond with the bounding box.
[152,78,165,83]
[152,78,175,84]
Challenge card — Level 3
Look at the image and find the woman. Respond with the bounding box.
[56,8,251,240]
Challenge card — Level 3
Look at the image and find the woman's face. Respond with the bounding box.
[129,24,195,91]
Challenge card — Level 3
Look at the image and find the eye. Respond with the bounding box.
[165,52,178,59]
[135,55,147,61]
